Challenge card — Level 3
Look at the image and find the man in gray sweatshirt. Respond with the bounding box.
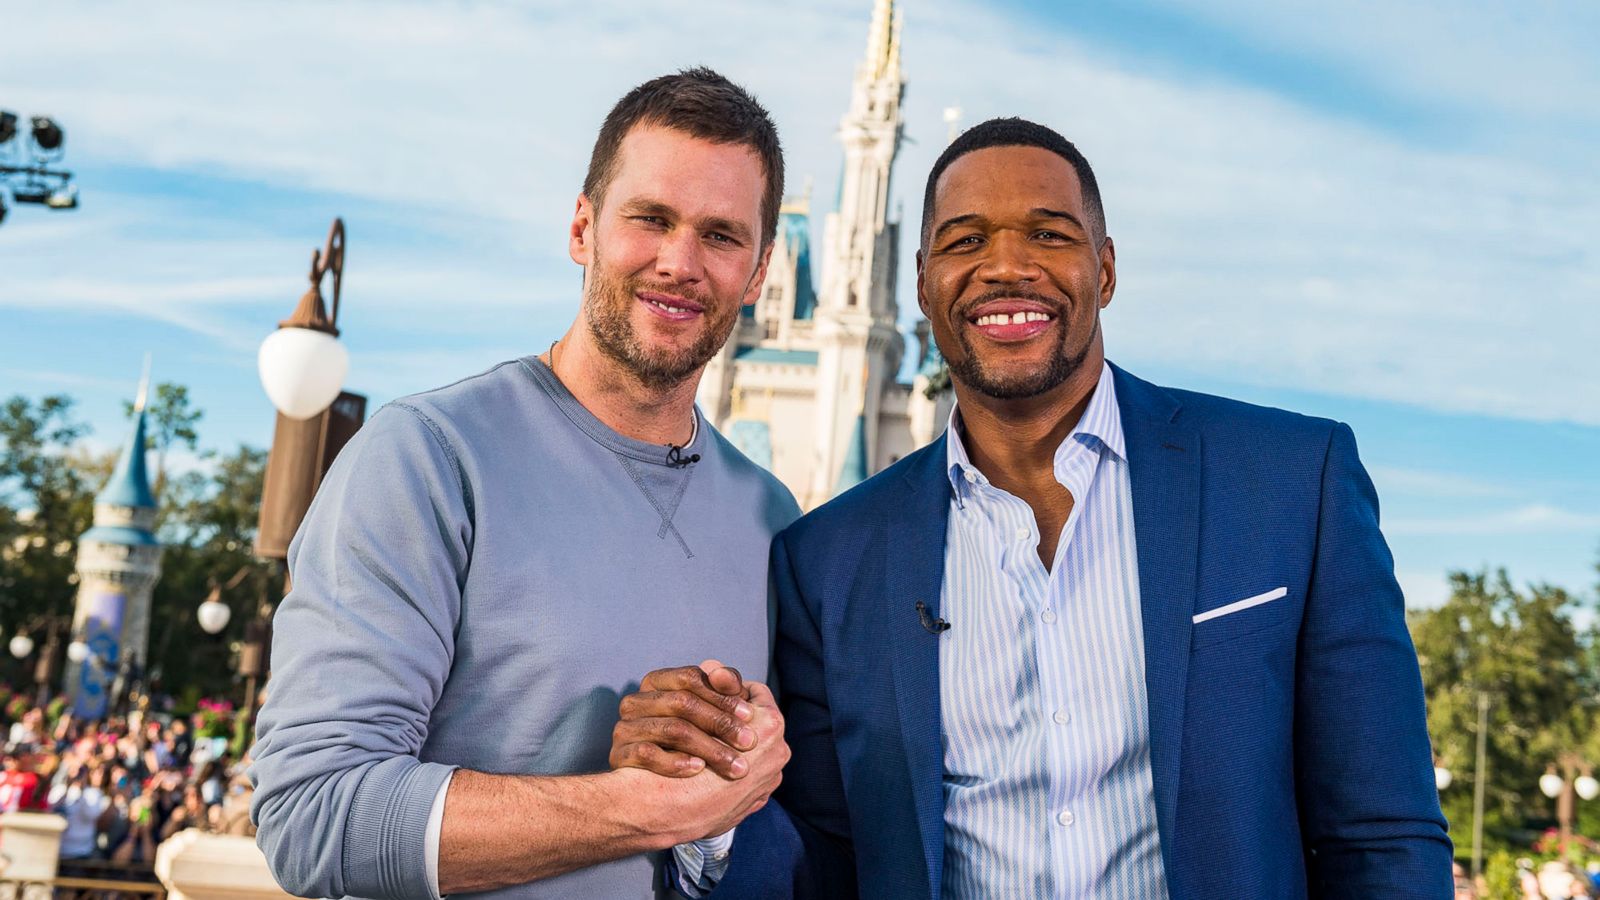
[250,67,800,899]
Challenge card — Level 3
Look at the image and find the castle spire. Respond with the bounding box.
[864,0,899,80]
[99,363,157,510]
[134,352,151,413]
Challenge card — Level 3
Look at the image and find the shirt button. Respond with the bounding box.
[1014,525,1030,541]
[1053,708,1070,725]
[964,469,978,483]
[1041,609,1058,624]
[1057,810,1074,826]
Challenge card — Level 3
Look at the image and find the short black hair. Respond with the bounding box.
[920,117,1105,248]
[584,67,785,248]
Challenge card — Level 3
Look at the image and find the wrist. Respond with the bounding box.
[607,767,706,850]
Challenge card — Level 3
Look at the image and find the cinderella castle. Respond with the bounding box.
[697,0,953,509]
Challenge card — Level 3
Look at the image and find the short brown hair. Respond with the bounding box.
[583,67,784,248]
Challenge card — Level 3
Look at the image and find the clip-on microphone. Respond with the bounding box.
[916,601,951,634]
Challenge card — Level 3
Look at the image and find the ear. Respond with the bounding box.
[915,248,930,317]
[1097,236,1117,308]
[569,194,596,267]
[742,240,776,307]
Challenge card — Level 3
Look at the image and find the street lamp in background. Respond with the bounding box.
[7,617,65,707]
[1539,754,1600,856]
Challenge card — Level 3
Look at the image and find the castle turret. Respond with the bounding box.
[68,370,163,719]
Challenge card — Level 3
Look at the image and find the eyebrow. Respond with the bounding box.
[1031,207,1087,231]
[931,213,982,242]
[620,198,754,245]
[932,208,1087,242]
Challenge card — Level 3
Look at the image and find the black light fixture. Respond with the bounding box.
[11,184,50,205]
[29,116,63,152]
[0,109,78,227]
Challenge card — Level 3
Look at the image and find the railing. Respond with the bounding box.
[1,859,166,899]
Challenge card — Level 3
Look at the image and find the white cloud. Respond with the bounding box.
[2,0,1596,423]
[1386,504,1600,537]
[1368,466,1518,500]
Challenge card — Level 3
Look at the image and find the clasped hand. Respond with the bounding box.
[610,659,790,840]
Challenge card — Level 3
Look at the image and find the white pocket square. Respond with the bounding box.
[1192,586,1288,625]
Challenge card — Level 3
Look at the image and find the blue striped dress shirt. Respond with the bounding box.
[939,361,1169,899]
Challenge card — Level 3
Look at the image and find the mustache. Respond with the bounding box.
[955,286,1066,319]
[624,275,713,306]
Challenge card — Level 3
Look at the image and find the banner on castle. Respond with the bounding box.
[73,590,125,720]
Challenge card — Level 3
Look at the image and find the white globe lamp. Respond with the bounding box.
[1576,775,1600,802]
[66,640,89,664]
[1540,771,1566,800]
[259,327,348,419]
[197,596,232,635]
[259,218,349,420]
[9,634,34,659]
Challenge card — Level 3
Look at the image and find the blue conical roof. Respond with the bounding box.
[98,407,156,510]
[833,412,870,496]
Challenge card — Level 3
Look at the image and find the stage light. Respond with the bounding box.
[30,116,64,151]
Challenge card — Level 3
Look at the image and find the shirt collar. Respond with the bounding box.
[945,360,1125,497]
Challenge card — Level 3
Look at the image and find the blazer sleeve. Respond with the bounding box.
[1295,422,1454,897]
[710,530,859,899]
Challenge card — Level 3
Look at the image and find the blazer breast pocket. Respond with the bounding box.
[1190,586,1297,650]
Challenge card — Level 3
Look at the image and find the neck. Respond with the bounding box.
[543,322,701,446]
[953,346,1105,486]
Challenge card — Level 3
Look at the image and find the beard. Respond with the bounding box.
[943,286,1092,400]
[582,246,742,391]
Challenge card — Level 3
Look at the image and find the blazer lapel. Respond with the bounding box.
[1113,364,1201,875]
[879,436,953,898]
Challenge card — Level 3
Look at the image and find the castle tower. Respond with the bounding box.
[807,0,907,506]
[67,369,162,719]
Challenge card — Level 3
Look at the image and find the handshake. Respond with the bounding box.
[608,660,791,844]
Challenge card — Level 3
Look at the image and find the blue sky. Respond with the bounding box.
[2,0,1596,608]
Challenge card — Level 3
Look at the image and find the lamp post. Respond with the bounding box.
[194,567,270,739]
[0,110,80,227]
[1437,691,1491,880]
[7,617,66,708]
[256,218,367,566]
[1539,753,1600,857]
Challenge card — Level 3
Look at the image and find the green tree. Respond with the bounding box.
[144,444,282,702]
[1412,568,1599,855]
[0,395,97,687]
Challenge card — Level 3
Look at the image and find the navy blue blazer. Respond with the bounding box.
[714,364,1452,899]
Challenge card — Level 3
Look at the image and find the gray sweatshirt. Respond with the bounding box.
[250,356,799,900]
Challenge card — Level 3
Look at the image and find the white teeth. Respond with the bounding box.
[650,299,690,313]
[975,311,1052,327]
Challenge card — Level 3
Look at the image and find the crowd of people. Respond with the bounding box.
[0,697,254,875]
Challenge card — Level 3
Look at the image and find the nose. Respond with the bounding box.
[654,227,706,285]
[975,231,1042,285]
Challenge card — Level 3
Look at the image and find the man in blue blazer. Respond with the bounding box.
[613,117,1452,898]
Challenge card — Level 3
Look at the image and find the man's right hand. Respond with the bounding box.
[611,660,763,780]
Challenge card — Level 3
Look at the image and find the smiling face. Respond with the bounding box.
[918,145,1115,401]
[570,123,772,390]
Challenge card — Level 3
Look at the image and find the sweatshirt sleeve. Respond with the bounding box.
[249,402,471,900]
